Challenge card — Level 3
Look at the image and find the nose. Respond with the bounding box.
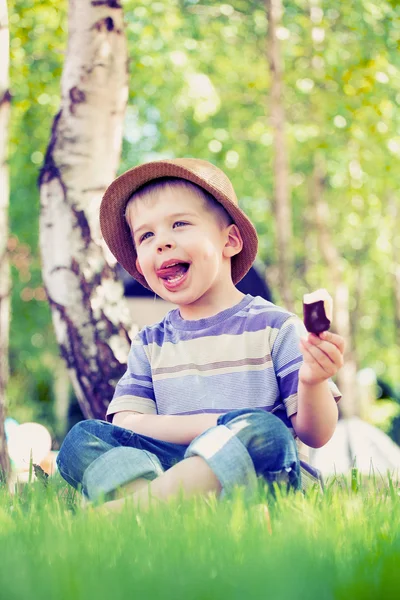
[157,239,176,253]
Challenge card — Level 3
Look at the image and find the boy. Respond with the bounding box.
[57,158,343,511]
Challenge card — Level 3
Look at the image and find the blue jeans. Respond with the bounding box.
[57,409,301,502]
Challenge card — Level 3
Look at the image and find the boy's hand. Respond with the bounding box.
[299,331,344,386]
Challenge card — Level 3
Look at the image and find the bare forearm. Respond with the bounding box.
[112,412,223,445]
[292,381,338,448]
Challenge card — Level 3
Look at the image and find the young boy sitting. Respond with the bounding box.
[57,158,343,511]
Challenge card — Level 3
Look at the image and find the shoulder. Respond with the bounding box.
[244,295,298,330]
[134,308,179,347]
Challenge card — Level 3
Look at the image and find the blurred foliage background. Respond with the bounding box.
[6,0,400,444]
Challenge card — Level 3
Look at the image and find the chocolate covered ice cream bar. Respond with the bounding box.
[303,289,333,334]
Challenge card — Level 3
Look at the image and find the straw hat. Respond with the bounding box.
[100,158,258,290]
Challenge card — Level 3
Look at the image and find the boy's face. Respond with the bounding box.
[126,186,243,314]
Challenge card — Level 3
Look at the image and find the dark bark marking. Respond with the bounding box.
[105,16,114,31]
[69,86,86,114]
[91,0,122,8]
[38,110,64,187]
[0,89,11,107]
[49,282,126,419]
[92,17,115,32]
[72,209,92,250]
[70,86,86,103]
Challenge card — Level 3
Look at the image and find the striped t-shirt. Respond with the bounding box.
[106,294,340,432]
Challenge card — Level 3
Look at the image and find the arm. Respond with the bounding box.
[112,411,224,445]
[291,380,338,448]
[291,330,344,448]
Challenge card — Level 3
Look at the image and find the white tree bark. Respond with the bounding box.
[39,0,134,419]
[0,0,11,477]
[266,0,294,311]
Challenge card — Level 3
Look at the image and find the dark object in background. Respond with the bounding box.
[237,264,272,301]
[120,263,273,302]
[376,378,400,403]
[375,378,400,447]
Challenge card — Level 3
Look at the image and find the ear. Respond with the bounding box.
[135,258,144,276]
[223,224,243,259]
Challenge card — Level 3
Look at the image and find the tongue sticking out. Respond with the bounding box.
[158,263,189,280]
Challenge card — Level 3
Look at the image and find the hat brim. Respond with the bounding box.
[100,160,258,290]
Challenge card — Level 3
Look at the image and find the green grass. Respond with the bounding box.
[0,474,400,600]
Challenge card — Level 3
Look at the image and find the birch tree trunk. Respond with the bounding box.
[0,0,11,478]
[389,196,400,346]
[266,0,294,311]
[311,157,358,417]
[39,0,133,420]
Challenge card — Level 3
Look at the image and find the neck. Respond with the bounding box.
[178,285,245,320]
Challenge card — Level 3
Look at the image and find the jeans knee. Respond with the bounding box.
[247,411,294,447]
[57,420,100,460]
[220,410,298,476]
[57,419,112,489]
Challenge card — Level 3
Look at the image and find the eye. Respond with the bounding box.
[139,231,153,243]
[173,221,189,228]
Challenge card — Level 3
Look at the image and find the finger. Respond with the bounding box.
[300,343,333,378]
[319,331,345,353]
[300,339,337,376]
[306,335,344,368]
